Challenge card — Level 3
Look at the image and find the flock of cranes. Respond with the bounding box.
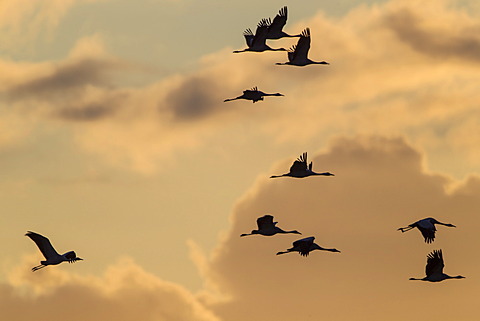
[24,6,464,283]
[224,6,328,104]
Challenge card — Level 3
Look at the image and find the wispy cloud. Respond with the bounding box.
[2,0,480,176]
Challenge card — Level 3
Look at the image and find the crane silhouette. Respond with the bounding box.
[270,152,334,178]
[261,6,301,40]
[224,86,284,103]
[26,231,83,272]
[276,28,329,66]
[276,236,340,257]
[398,217,456,243]
[240,214,301,237]
[409,250,465,282]
[233,20,287,53]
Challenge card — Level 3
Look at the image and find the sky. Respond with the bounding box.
[1,0,480,320]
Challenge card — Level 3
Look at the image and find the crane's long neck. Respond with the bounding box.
[309,59,329,65]
[436,221,456,228]
[322,248,340,252]
[312,172,334,176]
[276,228,300,235]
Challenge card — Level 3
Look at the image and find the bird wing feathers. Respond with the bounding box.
[289,152,308,174]
[269,6,288,33]
[26,231,60,259]
[293,237,315,256]
[252,20,269,47]
[425,250,444,277]
[418,226,436,243]
[292,28,311,62]
[257,215,275,230]
[243,29,254,47]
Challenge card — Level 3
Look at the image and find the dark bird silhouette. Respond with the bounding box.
[261,6,301,40]
[409,249,465,282]
[240,214,301,237]
[233,20,287,53]
[276,28,329,66]
[270,152,334,178]
[26,231,83,272]
[224,86,284,103]
[276,236,340,257]
[398,217,456,243]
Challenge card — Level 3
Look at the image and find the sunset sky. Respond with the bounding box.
[2,0,480,320]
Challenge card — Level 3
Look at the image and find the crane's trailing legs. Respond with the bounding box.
[398,226,415,233]
[32,264,46,272]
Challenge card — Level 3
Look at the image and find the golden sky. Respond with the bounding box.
[1,0,480,320]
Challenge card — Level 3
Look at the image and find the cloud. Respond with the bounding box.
[4,35,124,103]
[2,0,480,176]
[197,136,480,321]
[383,1,480,62]
[0,0,102,52]
[5,135,479,321]
[165,76,224,121]
[3,256,220,321]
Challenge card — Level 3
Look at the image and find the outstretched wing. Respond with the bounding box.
[257,215,275,230]
[252,20,269,47]
[289,152,308,174]
[26,231,60,260]
[243,29,254,47]
[269,6,288,34]
[418,226,436,243]
[292,28,311,62]
[293,236,315,256]
[248,86,258,92]
[425,250,444,277]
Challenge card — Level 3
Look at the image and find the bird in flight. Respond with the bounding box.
[276,28,329,66]
[25,231,83,272]
[224,86,284,103]
[233,20,287,53]
[261,6,301,40]
[276,236,340,257]
[398,217,456,243]
[270,152,334,178]
[240,214,301,237]
[409,249,465,282]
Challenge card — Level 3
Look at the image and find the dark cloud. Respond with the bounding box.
[56,103,114,121]
[165,76,223,121]
[384,8,480,62]
[8,58,119,101]
[54,91,128,122]
[203,136,480,321]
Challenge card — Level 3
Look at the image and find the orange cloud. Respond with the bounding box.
[198,136,480,321]
[3,256,220,321]
[2,0,480,177]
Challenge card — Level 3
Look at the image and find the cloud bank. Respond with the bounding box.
[198,135,480,321]
[2,257,220,321]
[2,0,480,175]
